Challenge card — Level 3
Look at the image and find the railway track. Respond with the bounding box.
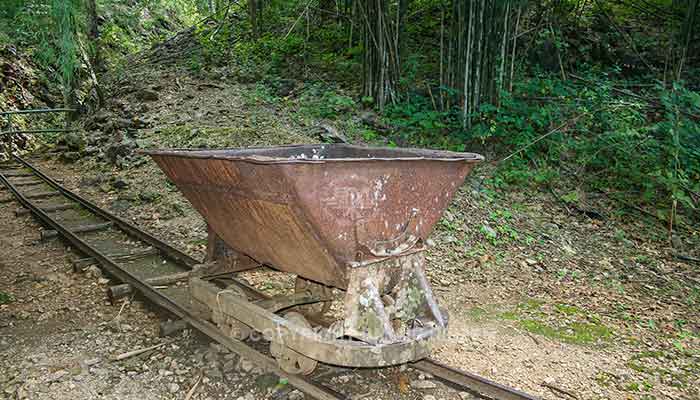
[0,154,539,400]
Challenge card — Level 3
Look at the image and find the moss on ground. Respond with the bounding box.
[0,291,13,304]
[464,299,614,345]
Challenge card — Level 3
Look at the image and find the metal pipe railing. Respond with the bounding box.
[0,128,77,135]
[0,108,77,137]
[0,108,76,116]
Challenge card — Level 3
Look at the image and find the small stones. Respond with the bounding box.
[411,379,437,390]
[111,178,129,190]
[137,89,159,102]
[204,349,219,363]
[158,369,174,377]
[288,389,304,400]
[204,367,223,379]
[480,224,497,239]
[45,369,69,383]
[222,359,237,373]
[104,141,136,165]
[167,383,180,393]
[254,373,278,389]
[85,265,102,279]
[138,190,160,203]
[236,357,254,373]
[59,151,82,163]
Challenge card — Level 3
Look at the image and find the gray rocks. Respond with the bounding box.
[274,79,297,97]
[138,190,160,203]
[254,373,278,389]
[204,367,223,379]
[316,124,349,144]
[59,151,82,163]
[480,224,498,239]
[168,383,180,393]
[85,265,102,279]
[411,379,437,389]
[137,89,159,102]
[288,389,304,400]
[59,131,86,151]
[237,357,254,373]
[104,140,136,165]
[222,359,236,373]
[111,177,128,190]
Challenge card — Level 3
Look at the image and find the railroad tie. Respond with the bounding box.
[72,248,160,271]
[41,222,114,240]
[1,180,44,189]
[108,268,200,302]
[0,172,33,178]
[15,203,77,216]
[0,190,61,204]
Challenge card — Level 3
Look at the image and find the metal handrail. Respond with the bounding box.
[0,108,76,116]
[0,128,77,136]
[1,108,77,137]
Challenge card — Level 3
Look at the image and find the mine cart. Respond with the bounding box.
[146,144,483,374]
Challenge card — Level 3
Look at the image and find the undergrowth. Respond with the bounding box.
[184,5,700,226]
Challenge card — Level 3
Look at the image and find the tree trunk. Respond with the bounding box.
[249,0,259,38]
[53,0,80,122]
[443,0,520,127]
[85,0,104,108]
[358,0,403,110]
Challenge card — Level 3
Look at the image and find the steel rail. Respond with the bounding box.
[414,359,540,400]
[12,155,201,269]
[3,155,544,400]
[1,157,346,400]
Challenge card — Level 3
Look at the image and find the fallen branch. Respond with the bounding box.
[549,186,606,220]
[184,373,203,400]
[599,190,696,233]
[111,342,168,362]
[109,266,202,302]
[675,253,700,265]
[501,111,594,162]
[541,381,578,400]
[197,83,225,90]
[569,73,700,121]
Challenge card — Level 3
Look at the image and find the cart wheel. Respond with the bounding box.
[270,312,318,375]
[294,277,333,317]
[212,285,251,340]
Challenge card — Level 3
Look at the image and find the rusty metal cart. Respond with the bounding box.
[145,144,483,375]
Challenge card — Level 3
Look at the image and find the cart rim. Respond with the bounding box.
[141,144,485,164]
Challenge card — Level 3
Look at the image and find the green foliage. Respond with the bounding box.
[297,85,356,119]
[460,74,700,214]
[0,0,200,106]
[0,291,13,305]
[52,0,80,103]
[383,94,466,151]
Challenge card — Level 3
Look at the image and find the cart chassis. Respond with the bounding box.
[191,244,448,368]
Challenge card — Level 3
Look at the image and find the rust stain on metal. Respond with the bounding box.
[145,144,483,289]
